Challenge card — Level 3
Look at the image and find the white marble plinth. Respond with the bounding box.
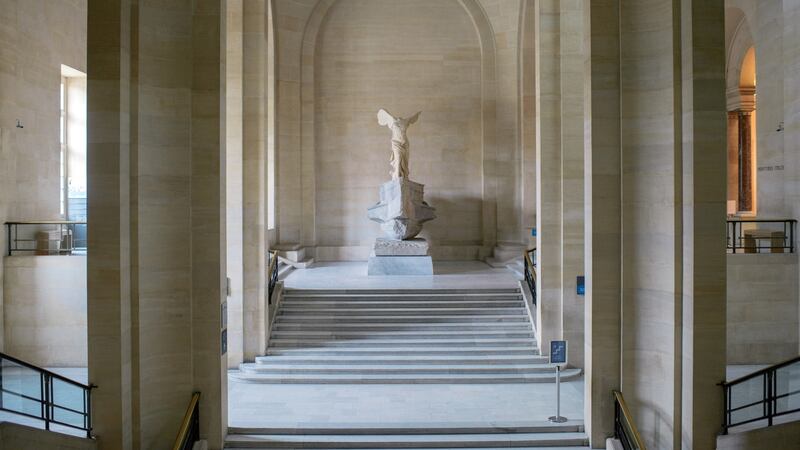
[373,238,429,256]
[367,255,434,276]
[367,178,436,240]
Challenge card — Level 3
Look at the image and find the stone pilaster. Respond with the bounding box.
[88,0,226,446]
[583,0,621,446]
[242,0,267,360]
[87,0,133,447]
[535,0,563,353]
[679,1,727,448]
[560,0,586,369]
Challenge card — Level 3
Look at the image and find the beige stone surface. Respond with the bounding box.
[0,421,96,450]
[87,1,226,447]
[717,421,800,450]
[226,0,245,369]
[535,0,563,359]
[583,0,622,445]
[727,254,799,364]
[3,256,87,367]
[0,0,87,354]
[314,0,483,249]
[272,0,528,259]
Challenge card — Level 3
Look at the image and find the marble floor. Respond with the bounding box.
[283,261,521,291]
[227,377,585,429]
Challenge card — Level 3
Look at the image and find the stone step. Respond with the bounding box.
[228,422,585,435]
[279,308,528,316]
[268,338,537,348]
[273,323,534,331]
[239,363,562,375]
[275,315,530,324]
[284,289,522,296]
[265,347,539,356]
[224,431,588,448]
[281,300,526,308]
[229,369,582,385]
[271,330,536,339]
[229,447,590,450]
[283,296,524,302]
[254,355,550,365]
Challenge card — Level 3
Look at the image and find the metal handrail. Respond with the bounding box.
[267,250,279,305]
[5,221,88,255]
[0,351,94,437]
[727,219,796,253]
[172,392,200,450]
[613,390,646,450]
[721,355,800,432]
[5,221,87,225]
[523,248,536,307]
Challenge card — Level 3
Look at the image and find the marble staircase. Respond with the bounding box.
[225,423,590,449]
[232,288,581,384]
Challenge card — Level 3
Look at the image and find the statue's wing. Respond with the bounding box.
[377,108,395,127]
[407,111,421,125]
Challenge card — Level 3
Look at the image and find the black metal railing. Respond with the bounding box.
[613,390,646,450]
[0,352,94,437]
[727,219,796,253]
[172,392,200,450]
[524,248,537,307]
[267,250,279,305]
[5,221,87,256]
[722,356,800,433]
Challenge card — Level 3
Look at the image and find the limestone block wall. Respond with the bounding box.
[87,0,226,447]
[272,0,532,260]
[314,0,483,251]
[0,0,87,351]
[3,256,87,367]
[584,0,728,447]
[727,254,799,364]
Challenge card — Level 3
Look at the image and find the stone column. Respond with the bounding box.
[88,1,226,446]
[535,0,563,352]
[559,0,585,369]
[226,0,245,369]
[583,0,621,446]
[192,1,227,446]
[679,1,727,449]
[87,0,133,447]
[785,0,800,354]
[242,0,267,360]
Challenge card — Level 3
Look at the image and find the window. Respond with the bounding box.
[60,78,67,217]
[60,65,87,221]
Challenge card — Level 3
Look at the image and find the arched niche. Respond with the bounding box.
[725,6,757,215]
[295,0,498,260]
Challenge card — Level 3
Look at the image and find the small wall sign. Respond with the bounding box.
[221,329,228,355]
[576,276,585,296]
[550,340,567,365]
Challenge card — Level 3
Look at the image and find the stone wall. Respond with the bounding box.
[314,0,483,251]
[0,422,96,450]
[3,256,87,367]
[272,0,530,261]
[0,0,87,351]
[727,254,799,364]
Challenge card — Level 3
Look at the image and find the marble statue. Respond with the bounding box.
[367,108,436,275]
[377,108,420,180]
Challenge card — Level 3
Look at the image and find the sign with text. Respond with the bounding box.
[550,340,567,365]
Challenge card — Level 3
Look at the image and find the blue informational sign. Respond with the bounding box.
[550,340,567,365]
[221,329,228,355]
[577,276,585,296]
[531,228,537,237]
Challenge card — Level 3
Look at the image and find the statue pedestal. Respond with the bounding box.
[367,178,436,240]
[367,238,433,276]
